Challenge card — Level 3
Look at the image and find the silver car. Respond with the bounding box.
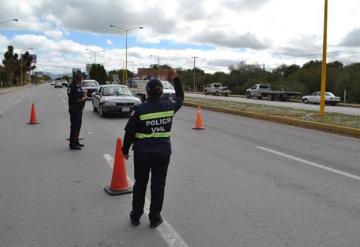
[81,80,100,98]
[92,85,141,117]
[302,91,341,106]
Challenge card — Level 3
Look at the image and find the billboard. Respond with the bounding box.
[86,64,93,74]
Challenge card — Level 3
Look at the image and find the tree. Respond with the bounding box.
[2,45,19,86]
[19,51,36,85]
[89,64,107,84]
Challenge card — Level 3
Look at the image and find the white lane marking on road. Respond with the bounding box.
[15,98,23,104]
[257,146,360,182]
[103,154,189,247]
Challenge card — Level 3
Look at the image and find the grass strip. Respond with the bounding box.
[185,97,360,130]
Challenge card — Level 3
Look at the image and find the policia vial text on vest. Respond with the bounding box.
[121,69,184,228]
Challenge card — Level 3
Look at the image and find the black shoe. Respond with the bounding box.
[130,218,140,226]
[150,217,163,228]
[69,146,82,150]
[76,143,85,147]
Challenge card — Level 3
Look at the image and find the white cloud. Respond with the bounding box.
[44,30,63,40]
[1,0,360,73]
[340,28,360,47]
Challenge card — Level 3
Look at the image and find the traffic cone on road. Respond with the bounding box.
[104,138,132,196]
[192,106,205,130]
[27,103,39,124]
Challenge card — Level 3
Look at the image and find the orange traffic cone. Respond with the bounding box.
[192,106,205,130]
[104,138,132,196]
[27,103,39,124]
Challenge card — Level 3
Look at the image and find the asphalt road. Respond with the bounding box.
[1,84,360,247]
[186,93,360,116]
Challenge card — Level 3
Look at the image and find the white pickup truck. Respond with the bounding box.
[203,83,231,96]
[245,84,300,101]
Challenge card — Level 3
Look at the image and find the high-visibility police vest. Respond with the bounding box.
[133,100,177,154]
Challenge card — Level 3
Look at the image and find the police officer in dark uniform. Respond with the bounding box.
[67,72,87,150]
[122,69,183,228]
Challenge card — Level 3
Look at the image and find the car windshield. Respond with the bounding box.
[102,86,132,96]
[161,81,174,90]
[82,81,99,87]
[326,92,335,97]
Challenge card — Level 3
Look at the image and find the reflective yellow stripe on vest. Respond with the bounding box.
[135,132,171,139]
[139,110,175,121]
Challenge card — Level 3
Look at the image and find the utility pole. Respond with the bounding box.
[320,0,328,116]
[192,56,198,92]
[262,64,265,82]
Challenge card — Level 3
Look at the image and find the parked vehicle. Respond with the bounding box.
[245,83,300,101]
[54,81,63,88]
[302,91,341,106]
[81,80,100,98]
[130,79,176,102]
[60,80,68,87]
[92,84,141,117]
[203,83,231,96]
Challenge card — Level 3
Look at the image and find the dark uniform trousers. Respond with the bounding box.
[132,152,171,221]
[69,109,82,146]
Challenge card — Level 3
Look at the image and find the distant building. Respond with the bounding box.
[137,68,169,80]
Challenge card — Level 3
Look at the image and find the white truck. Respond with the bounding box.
[245,84,300,101]
[130,79,176,102]
[203,83,231,96]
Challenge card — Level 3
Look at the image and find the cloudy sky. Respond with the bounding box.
[0,0,359,74]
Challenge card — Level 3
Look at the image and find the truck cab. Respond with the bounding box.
[246,84,271,99]
[203,83,231,96]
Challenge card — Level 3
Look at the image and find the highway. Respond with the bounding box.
[186,93,360,116]
[1,84,360,247]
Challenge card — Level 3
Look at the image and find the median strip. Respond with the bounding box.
[184,97,360,138]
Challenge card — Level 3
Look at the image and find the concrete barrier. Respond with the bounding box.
[184,102,360,138]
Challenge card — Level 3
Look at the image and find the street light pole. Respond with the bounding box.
[0,19,18,25]
[109,25,143,84]
[192,56,198,92]
[320,0,328,116]
[86,49,105,64]
[150,55,160,78]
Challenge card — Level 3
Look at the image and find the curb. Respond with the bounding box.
[0,85,33,96]
[184,102,360,139]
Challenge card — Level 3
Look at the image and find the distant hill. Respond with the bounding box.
[43,72,72,80]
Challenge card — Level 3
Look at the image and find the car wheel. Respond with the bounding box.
[246,92,251,99]
[303,98,309,104]
[99,106,104,117]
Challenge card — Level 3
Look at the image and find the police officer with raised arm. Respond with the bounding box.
[67,71,87,150]
[122,69,184,228]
